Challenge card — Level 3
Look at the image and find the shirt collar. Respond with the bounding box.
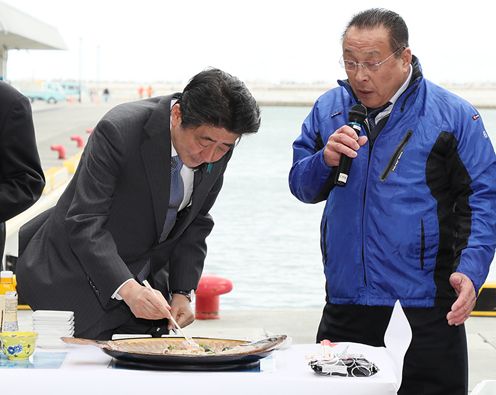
[371,65,413,123]
[170,98,178,157]
[389,64,413,106]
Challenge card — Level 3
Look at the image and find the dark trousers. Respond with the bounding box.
[317,304,468,395]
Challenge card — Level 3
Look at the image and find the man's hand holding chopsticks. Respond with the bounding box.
[119,279,172,320]
[168,293,195,331]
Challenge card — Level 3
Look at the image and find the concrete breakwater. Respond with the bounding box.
[251,82,496,109]
[68,81,496,109]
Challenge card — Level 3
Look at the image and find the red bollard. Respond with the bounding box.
[50,144,66,160]
[70,135,84,148]
[195,275,233,320]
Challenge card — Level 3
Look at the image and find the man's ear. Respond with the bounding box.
[171,103,182,128]
[402,47,412,70]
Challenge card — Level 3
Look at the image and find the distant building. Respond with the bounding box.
[0,2,65,80]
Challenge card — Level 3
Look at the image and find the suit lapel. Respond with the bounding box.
[187,157,228,208]
[140,95,175,240]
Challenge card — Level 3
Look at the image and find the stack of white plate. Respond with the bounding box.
[32,310,75,348]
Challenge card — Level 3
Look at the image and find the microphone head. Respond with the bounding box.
[349,103,367,125]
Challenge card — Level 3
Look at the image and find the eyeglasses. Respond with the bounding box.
[339,46,406,72]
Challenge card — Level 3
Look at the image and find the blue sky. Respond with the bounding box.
[4,0,494,84]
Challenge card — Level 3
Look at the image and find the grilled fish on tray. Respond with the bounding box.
[62,335,286,357]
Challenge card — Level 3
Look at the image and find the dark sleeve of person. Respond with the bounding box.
[168,170,225,293]
[0,93,45,222]
[64,119,134,305]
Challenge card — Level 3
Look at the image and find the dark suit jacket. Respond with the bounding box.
[16,95,231,336]
[0,82,45,257]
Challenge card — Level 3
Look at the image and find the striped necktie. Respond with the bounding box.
[159,155,184,242]
[367,102,392,142]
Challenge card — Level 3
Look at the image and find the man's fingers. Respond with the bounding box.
[450,293,467,312]
[446,272,477,326]
[167,295,195,330]
[332,129,361,149]
[125,284,173,321]
[326,134,360,159]
[447,307,472,326]
[357,135,368,147]
[335,125,361,140]
[147,289,171,317]
[324,126,368,166]
[451,313,472,326]
[133,288,171,320]
[167,309,184,331]
[327,143,357,159]
[447,292,476,326]
[448,300,469,318]
[175,310,194,328]
[323,125,368,167]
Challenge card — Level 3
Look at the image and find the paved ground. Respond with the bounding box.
[30,100,117,169]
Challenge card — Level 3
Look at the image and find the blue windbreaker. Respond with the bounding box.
[289,61,496,307]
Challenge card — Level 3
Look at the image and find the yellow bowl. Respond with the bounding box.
[0,331,38,360]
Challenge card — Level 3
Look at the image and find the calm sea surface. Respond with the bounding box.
[204,107,496,310]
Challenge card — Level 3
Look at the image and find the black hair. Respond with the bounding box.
[178,68,260,136]
[343,8,409,55]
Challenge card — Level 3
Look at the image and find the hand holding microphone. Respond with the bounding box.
[323,104,367,186]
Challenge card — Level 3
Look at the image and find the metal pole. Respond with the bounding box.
[78,38,82,103]
[0,45,8,81]
[96,44,101,82]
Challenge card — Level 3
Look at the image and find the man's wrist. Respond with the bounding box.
[118,279,141,300]
[172,290,192,302]
[113,278,135,300]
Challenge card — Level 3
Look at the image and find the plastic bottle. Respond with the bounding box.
[0,271,11,329]
[0,271,18,332]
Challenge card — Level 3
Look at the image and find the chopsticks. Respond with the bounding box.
[142,280,200,349]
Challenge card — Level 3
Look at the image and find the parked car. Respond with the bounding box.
[17,81,66,104]
[60,81,82,101]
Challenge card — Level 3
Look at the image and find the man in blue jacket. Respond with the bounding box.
[289,8,496,395]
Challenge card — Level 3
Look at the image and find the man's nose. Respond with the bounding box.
[354,65,370,81]
[201,145,218,164]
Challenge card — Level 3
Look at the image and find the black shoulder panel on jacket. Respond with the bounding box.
[426,131,473,305]
[310,132,336,202]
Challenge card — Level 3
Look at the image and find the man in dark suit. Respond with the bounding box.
[0,82,45,261]
[16,69,260,339]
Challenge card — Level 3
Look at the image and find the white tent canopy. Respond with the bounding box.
[0,1,66,79]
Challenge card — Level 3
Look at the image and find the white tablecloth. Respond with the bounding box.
[1,343,399,395]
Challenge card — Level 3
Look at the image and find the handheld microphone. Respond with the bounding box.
[334,104,367,187]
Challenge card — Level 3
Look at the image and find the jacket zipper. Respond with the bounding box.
[380,130,413,181]
[420,219,425,270]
